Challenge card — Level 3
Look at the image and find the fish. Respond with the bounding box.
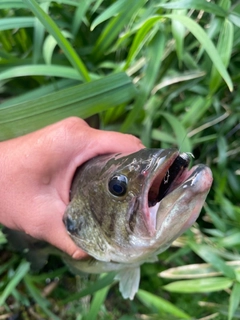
[63,148,213,299]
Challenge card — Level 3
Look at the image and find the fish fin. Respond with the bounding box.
[114,266,140,300]
[145,254,158,263]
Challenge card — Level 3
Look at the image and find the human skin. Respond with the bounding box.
[0,117,144,259]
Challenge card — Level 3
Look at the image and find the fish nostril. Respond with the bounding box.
[63,215,78,234]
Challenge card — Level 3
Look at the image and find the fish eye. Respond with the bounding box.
[108,175,128,197]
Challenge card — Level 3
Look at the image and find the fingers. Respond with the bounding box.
[91,129,145,154]
[63,117,145,165]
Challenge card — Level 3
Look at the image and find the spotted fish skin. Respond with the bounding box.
[63,148,213,299]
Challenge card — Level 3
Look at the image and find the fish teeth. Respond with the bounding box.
[179,152,194,161]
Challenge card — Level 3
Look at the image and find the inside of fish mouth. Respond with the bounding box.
[148,154,190,207]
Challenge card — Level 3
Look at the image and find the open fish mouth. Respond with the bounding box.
[148,152,191,207]
[144,150,212,234]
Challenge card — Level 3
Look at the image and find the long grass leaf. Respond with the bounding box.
[85,280,111,320]
[124,16,161,69]
[61,273,115,304]
[22,0,90,81]
[93,0,145,58]
[172,10,186,63]
[33,2,49,63]
[190,243,236,279]
[0,17,34,30]
[0,0,80,7]
[163,277,233,293]
[209,19,233,94]
[137,289,191,319]
[0,260,30,306]
[164,14,233,91]
[160,261,240,280]
[0,1,27,9]
[0,256,18,276]
[158,0,227,17]
[228,282,240,320]
[0,65,82,81]
[151,129,176,144]
[71,0,93,36]
[159,112,192,152]
[0,72,136,140]
[121,32,165,133]
[181,96,212,127]
[24,275,60,320]
[43,31,73,65]
[0,79,77,108]
[91,0,128,30]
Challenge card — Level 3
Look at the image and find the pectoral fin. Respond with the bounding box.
[114,266,140,300]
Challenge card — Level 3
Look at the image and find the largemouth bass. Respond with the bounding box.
[63,148,213,299]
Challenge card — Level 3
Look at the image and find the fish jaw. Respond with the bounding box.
[140,151,191,235]
[149,164,213,252]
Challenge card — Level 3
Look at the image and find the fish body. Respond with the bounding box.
[63,148,213,299]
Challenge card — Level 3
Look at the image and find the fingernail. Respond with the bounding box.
[72,250,88,260]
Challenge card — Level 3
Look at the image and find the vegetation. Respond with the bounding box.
[0,0,240,319]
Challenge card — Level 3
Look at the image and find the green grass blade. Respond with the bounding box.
[164,14,233,91]
[0,256,18,276]
[229,12,240,27]
[228,282,240,320]
[33,2,49,63]
[71,0,93,36]
[159,112,192,152]
[61,273,115,304]
[209,19,233,94]
[43,31,73,64]
[22,0,90,81]
[0,260,30,306]
[124,16,161,69]
[0,79,76,108]
[24,275,60,320]
[91,0,128,30]
[181,96,212,127]
[190,244,236,279]
[160,262,240,280]
[151,129,176,144]
[158,0,227,17]
[0,17,34,31]
[85,279,111,320]
[0,1,27,9]
[163,277,233,293]
[0,72,136,140]
[121,32,165,133]
[172,10,186,63]
[0,65,83,81]
[93,0,145,59]
[137,289,191,319]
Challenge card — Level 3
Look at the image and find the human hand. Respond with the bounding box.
[0,117,144,259]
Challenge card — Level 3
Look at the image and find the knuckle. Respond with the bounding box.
[62,117,87,129]
[57,117,89,140]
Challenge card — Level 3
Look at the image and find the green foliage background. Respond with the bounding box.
[0,0,240,319]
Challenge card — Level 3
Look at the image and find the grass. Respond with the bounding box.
[0,0,240,319]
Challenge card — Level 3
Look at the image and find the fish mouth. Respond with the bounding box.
[148,152,191,207]
[144,150,194,232]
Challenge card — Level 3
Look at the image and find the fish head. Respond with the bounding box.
[63,148,213,263]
